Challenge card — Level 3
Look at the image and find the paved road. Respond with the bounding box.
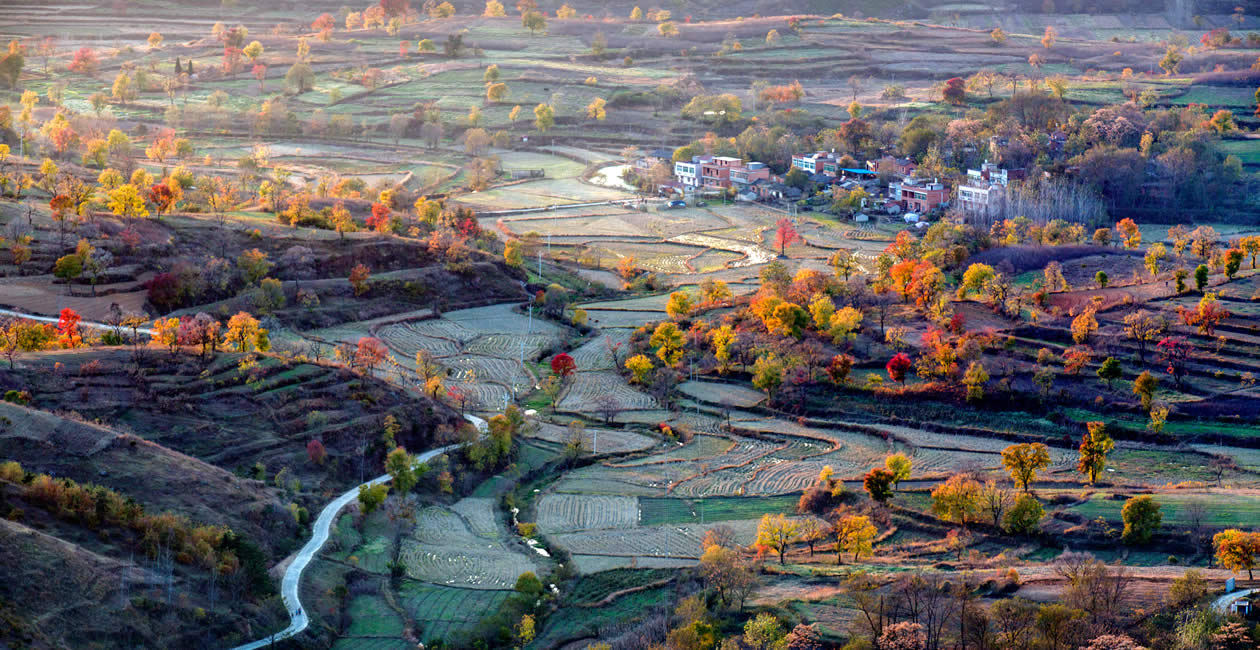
[1211,586,1254,614]
[0,308,153,334]
[231,414,484,650]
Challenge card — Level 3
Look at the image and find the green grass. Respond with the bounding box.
[532,583,672,649]
[639,495,800,526]
[566,568,675,605]
[345,594,405,637]
[1068,492,1260,528]
[399,582,510,643]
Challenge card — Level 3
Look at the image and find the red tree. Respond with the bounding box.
[942,77,966,105]
[222,46,241,75]
[349,263,371,296]
[146,272,182,311]
[252,63,266,90]
[826,354,854,385]
[354,337,389,375]
[551,352,577,377]
[1156,336,1192,389]
[148,183,175,215]
[399,41,409,57]
[306,439,327,464]
[886,352,912,384]
[311,13,336,34]
[56,308,82,348]
[69,47,98,75]
[774,218,802,257]
[366,202,392,232]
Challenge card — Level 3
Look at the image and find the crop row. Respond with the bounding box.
[536,494,640,533]
[556,371,659,412]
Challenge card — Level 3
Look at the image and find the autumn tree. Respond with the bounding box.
[1157,336,1192,389]
[1077,422,1114,484]
[863,467,895,503]
[931,474,982,525]
[550,352,577,378]
[756,513,799,564]
[774,218,802,256]
[665,291,692,320]
[650,322,684,366]
[349,263,371,296]
[225,311,267,353]
[1122,312,1165,363]
[885,453,912,491]
[1001,443,1051,492]
[1132,371,1158,411]
[1115,218,1140,249]
[1214,529,1260,580]
[835,514,877,563]
[385,447,418,493]
[1178,293,1229,336]
[886,352,912,385]
[1071,309,1098,344]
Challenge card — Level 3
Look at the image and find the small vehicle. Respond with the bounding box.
[695,200,707,207]
[667,199,687,208]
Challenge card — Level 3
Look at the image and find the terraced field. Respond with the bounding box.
[569,330,631,371]
[399,500,537,589]
[556,371,659,413]
[526,421,657,455]
[536,494,641,532]
[399,582,510,644]
[551,519,760,561]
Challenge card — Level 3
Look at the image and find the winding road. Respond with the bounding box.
[1211,587,1254,615]
[0,307,153,334]
[232,413,486,650]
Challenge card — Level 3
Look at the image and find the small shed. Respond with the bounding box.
[903,212,920,223]
[1231,597,1252,617]
[853,212,869,222]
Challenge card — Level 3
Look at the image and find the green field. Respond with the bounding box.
[344,594,406,637]
[533,583,673,649]
[399,582,510,643]
[1068,492,1260,527]
[639,495,800,525]
[566,568,675,605]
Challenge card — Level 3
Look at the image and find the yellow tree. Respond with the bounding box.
[1077,421,1114,484]
[709,325,734,374]
[225,312,264,352]
[150,317,180,354]
[756,513,800,564]
[107,183,149,219]
[1001,442,1051,492]
[585,97,606,121]
[665,291,692,320]
[835,514,877,563]
[885,453,911,490]
[484,0,506,16]
[650,322,684,366]
[625,354,654,384]
[931,474,982,525]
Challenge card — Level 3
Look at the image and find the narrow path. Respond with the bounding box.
[232,413,486,650]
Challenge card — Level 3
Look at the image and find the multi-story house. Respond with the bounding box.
[890,178,949,213]
[673,155,707,189]
[700,156,742,189]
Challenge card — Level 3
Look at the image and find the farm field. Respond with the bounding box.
[7,2,1260,648]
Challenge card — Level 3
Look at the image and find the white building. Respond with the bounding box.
[674,158,703,189]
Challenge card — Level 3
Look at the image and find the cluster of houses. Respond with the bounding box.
[634,146,1024,225]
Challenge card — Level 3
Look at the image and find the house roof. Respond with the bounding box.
[648,148,672,159]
